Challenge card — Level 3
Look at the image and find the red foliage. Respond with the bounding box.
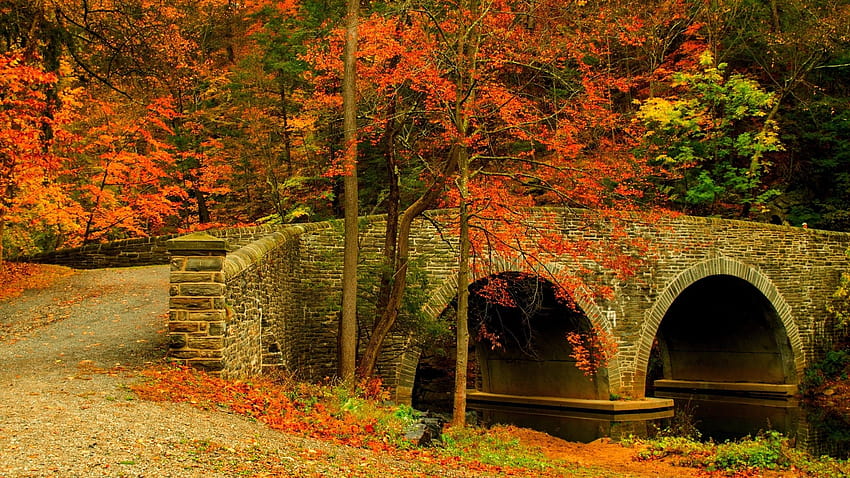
[566,324,619,376]
[132,366,396,451]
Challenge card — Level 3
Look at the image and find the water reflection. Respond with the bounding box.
[663,397,799,441]
[468,401,674,443]
[469,396,801,447]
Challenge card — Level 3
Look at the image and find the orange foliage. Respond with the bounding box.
[0,262,74,301]
[566,325,619,377]
[303,1,674,304]
[130,366,577,477]
[0,51,82,258]
[132,366,397,451]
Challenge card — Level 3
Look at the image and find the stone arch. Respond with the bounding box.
[395,259,620,403]
[634,256,804,397]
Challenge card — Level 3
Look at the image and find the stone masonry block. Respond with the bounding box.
[188,337,225,350]
[208,321,226,336]
[185,256,225,272]
[170,322,202,333]
[169,310,187,321]
[171,257,186,271]
[167,232,227,252]
[187,360,225,372]
[169,334,187,349]
[171,272,220,283]
[187,310,227,321]
[170,297,214,310]
[179,283,226,296]
[187,349,224,359]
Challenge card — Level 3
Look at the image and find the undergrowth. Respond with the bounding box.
[130,365,621,477]
[132,365,850,477]
[440,426,552,470]
[131,365,413,451]
[630,430,850,477]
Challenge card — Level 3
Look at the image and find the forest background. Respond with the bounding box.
[3,0,849,262]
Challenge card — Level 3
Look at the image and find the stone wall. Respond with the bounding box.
[159,209,850,401]
[22,224,286,269]
[165,223,336,378]
[278,209,850,401]
[166,233,230,374]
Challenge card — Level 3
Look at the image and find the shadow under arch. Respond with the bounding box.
[395,259,619,404]
[634,256,804,398]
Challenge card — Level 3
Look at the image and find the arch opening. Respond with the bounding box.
[410,271,672,443]
[411,271,609,413]
[652,274,796,386]
[468,272,606,400]
[647,274,800,440]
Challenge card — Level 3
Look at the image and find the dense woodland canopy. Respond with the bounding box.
[1,0,849,260]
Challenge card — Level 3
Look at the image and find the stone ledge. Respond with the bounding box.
[466,390,674,413]
[167,232,227,251]
[223,221,339,280]
[653,379,798,396]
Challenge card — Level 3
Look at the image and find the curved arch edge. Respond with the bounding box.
[634,256,804,398]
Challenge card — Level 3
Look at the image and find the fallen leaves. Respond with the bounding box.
[0,262,75,302]
[131,366,399,451]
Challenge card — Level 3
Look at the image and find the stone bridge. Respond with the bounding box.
[158,208,850,414]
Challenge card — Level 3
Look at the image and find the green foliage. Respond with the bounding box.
[637,430,850,476]
[636,52,783,215]
[802,349,850,392]
[782,96,850,230]
[357,253,450,342]
[709,430,788,471]
[636,435,709,463]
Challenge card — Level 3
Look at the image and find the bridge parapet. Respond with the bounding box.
[165,222,338,378]
[38,209,850,405]
[20,224,287,269]
[166,233,234,375]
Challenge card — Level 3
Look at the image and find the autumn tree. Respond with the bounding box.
[635,52,784,216]
[0,52,79,261]
[231,0,342,222]
[306,0,670,425]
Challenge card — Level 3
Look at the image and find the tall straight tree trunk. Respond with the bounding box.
[452,145,471,428]
[450,0,481,428]
[339,0,359,382]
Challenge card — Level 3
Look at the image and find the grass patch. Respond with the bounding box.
[440,426,552,470]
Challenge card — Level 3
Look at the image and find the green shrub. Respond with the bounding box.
[709,431,789,472]
[802,349,850,392]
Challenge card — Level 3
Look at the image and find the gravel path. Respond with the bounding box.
[0,266,515,478]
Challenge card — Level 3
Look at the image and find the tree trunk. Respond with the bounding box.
[0,215,5,265]
[449,0,480,429]
[375,95,400,317]
[195,188,211,224]
[339,0,359,382]
[451,145,471,428]
[356,151,459,378]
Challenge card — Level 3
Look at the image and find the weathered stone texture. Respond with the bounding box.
[20,224,288,269]
[151,209,850,402]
